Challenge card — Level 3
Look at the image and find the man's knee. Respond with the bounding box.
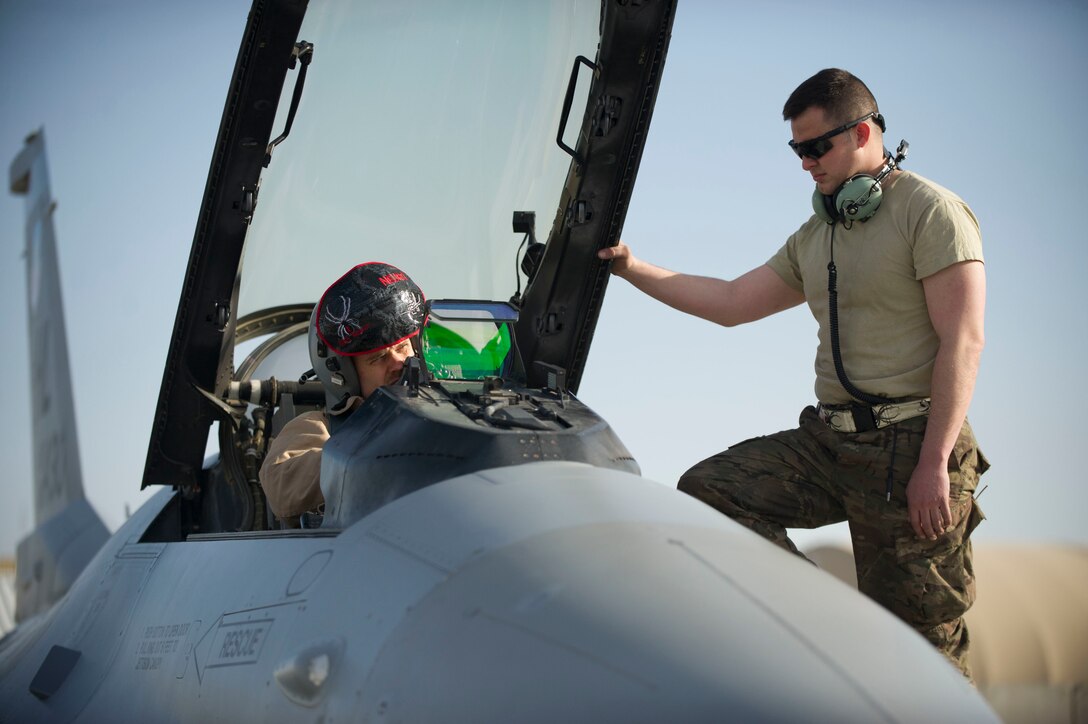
[676,466,709,499]
[676,447,756,498]
[676,460,752,517]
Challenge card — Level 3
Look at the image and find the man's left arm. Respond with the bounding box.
[907,260,986,540]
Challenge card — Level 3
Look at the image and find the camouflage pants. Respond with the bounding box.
[678,406,988,678]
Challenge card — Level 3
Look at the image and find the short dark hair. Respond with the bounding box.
[782,68,879,125]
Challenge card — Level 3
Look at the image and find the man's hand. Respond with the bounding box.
[597,241,634,276]
[906,458,952,540]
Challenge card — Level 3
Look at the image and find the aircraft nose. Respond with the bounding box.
[354,520,992,723]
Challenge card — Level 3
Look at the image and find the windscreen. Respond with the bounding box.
[238,0,600,334]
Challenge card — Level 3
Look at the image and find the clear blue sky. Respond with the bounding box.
[1,0,1085,557]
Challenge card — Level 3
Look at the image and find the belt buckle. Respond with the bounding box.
[849,403,877,432]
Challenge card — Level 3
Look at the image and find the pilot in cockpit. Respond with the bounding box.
[260,262,426,527]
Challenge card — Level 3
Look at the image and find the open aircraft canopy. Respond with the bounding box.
[142,0,675,489]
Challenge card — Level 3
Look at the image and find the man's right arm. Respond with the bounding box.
[260,411,330,518]
[598,241,804,327]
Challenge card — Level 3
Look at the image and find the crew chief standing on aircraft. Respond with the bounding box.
[599,68,988,678]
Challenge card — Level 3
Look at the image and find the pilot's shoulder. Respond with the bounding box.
[280,409,329,433]
[267,410,330,459]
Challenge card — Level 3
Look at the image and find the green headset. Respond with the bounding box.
[813,138,910,225]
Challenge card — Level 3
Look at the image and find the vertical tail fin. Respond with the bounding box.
[9,130,108,622]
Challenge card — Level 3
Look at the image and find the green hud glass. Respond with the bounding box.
[420,300,519,381]
[788,112,884,159]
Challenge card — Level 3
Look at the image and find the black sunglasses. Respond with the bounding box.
[788,112,885,159]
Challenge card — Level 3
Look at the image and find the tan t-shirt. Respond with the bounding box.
[766,171,983,404]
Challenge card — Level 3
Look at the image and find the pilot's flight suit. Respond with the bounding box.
[260,411,329,520]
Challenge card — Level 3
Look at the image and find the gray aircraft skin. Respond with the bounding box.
[0,1,999,722]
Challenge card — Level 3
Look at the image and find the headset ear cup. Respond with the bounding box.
[835,175,883,221]
[812,188,836,224]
